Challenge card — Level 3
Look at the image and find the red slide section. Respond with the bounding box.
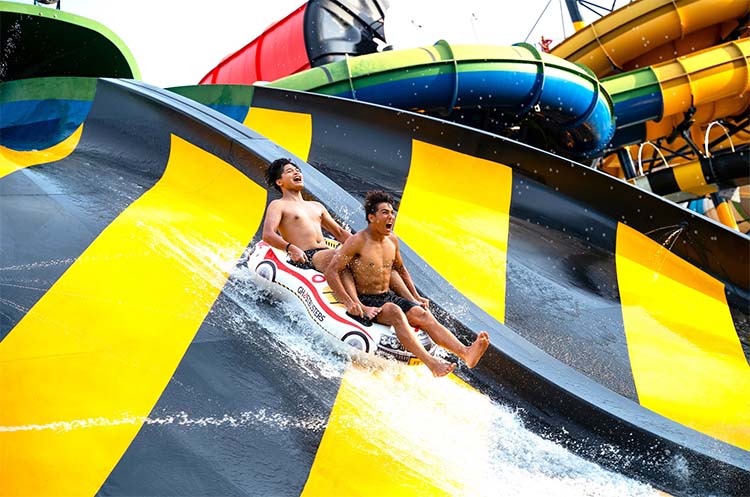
[199,2,309,84]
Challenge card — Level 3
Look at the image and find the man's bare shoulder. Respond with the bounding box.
[306,200,327,213]
[341,230,367,251]
[268,198,306,211]
[348,230,369,243]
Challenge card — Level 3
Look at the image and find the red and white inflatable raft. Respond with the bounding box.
[246,240,437,365]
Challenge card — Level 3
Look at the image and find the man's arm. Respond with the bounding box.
[392,236,429,308]
[325,235,365,317]
[388,272,417,301]
[261,201,305,262]
[320,205,351,244]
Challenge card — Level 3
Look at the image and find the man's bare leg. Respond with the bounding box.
[311,249,335,273]
[377,303,456,377]
[313,249,366,314]
[405,307,490,368]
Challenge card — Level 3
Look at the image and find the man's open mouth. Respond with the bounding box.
[385,223,393,230]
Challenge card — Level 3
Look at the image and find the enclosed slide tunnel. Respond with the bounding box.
[195,0,748,206]
[264,36,749,177]
[198,0,750,163]
[602,38,750,151]
[202,38,621,162]
[1,76,748,495]
[550,0,750,79]
[265,40,614,160]
[242,36,747,196]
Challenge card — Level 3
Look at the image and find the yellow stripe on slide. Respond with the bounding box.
[244,107,313,161]
[0,124,83,178]
[302,366,494,496]
[0,134,266,496]
[397,140,512,323]
[616,222,750,449]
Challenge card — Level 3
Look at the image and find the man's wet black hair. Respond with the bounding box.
[364,190,395,222]
[265,158,295,193]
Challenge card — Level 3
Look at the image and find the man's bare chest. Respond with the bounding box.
[282,206,320,225]
[353,248,394,272]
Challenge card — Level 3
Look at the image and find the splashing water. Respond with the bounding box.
[223,262,351,380]
[321,364,660,497]
[220,260,660,496]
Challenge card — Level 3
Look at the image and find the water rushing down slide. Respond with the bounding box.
[1,77,746,496]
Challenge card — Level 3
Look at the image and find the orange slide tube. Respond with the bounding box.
[551,0,750,78]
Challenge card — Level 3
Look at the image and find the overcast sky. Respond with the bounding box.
[9,0,628,88]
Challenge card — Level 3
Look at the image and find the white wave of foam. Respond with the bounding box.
[0,408,327,434]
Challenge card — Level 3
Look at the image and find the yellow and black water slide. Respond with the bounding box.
[1,76,748,496]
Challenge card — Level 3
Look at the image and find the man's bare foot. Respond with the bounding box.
[464,331,490,368]
[425,357,457,377]
[363,306,381,320]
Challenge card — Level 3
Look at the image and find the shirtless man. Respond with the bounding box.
[261,158,410,318]
[324,190,490,377]
[262,158,350,272]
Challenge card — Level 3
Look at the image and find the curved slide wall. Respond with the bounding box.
[3,77,743,495]
[174,83,750,494]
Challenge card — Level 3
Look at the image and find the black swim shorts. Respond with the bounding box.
[289,247,326,270]
[359,291,420,314]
